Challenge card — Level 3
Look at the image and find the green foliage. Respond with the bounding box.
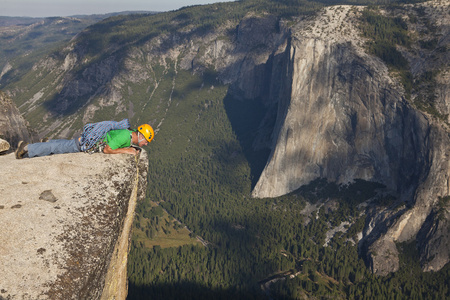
[372,194,397,207]
[359,8,413,98]
[360,9,411,47]
[413,70,447,122]
[348,242,450,299]
[133,200,200,248]
[419,38,438,50]
[438,196,450,207]
[359,5,446,123]
[144,205,164,219]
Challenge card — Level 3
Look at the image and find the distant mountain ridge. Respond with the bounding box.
[0,12,156,26]
[0,12,158,88]
[0,16,45,26]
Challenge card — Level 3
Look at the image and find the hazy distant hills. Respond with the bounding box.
[0,12,157,85]
[0,11,157,26]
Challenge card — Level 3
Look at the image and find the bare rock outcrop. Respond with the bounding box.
[417,204,450,272]
[0,138,9,153]
[0,90,35,150]
[0,150,148,299]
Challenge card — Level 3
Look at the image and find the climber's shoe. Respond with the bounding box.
[15,141,28,159]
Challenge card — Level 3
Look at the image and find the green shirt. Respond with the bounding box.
[105,129,133,150]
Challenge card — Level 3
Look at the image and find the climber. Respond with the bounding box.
[15,120,154,159]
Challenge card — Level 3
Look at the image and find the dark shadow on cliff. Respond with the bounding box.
[223,94,271,189]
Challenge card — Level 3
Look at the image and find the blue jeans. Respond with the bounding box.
[28,138,81,158]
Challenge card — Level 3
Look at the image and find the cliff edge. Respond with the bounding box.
[0,150,148,299]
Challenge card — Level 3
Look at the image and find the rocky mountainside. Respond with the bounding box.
[0,16,100,85]
[250,3,450,275]
[0,13,156,88]
[2,0,449,276]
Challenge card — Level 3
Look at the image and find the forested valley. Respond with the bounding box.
[127,64,449,300]
[124,0,449,299]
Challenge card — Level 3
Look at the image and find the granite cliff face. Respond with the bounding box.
[247,4,449,275]
[2,1,449,276]
[195,2,450,275]
[0,151,148,299]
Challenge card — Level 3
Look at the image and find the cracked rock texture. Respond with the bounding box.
[0,151,148,299]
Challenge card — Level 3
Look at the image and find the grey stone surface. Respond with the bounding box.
[0,150,148,299]
[0,138,9,153]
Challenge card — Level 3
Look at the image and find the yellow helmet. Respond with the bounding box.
[137,124,154,143]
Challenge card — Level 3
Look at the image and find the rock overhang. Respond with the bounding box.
[0,150,148,299]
